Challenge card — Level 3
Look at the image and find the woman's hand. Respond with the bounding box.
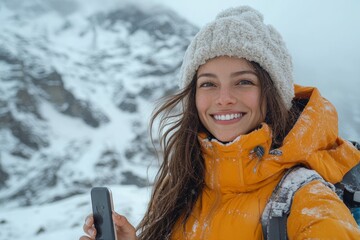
[79,211,137,240]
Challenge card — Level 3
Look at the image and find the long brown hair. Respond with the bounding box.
[136,60,299,239]
[137,77,205,239]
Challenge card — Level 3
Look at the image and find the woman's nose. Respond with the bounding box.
[216,87,237,105]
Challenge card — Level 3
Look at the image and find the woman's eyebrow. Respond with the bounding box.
[197,73,217,80]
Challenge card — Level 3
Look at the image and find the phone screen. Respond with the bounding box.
[91,187,117,240]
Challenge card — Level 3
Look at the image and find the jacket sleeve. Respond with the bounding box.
[287,180,360,240]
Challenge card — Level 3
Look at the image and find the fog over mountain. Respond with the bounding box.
[0,1,359,239]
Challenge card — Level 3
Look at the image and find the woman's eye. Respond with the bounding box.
[199,82,215,88]
[237,80,254,85]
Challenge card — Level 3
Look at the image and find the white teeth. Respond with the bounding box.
[214,113,242,121]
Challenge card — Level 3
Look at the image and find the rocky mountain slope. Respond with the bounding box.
[0,0,198,204]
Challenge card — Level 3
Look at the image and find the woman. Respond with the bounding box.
[80,6,360,239]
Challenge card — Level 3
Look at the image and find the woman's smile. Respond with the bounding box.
[213,113,244,124]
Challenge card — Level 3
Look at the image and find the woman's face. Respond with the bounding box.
[196,56,266,142]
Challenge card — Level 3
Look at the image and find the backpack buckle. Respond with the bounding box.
[344,188,360,208]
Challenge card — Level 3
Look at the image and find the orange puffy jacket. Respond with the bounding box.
[171,85,360,239]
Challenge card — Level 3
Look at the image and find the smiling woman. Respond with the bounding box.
[80,5,360,240]
[196,57,266,142]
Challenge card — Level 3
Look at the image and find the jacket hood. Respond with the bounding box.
[199,84,360,193]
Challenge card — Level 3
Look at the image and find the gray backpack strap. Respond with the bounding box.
[342,163,360,208]
[342,141,360,208]
[261,166,335,240]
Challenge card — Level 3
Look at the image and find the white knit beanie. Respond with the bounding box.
[178,6,294,110]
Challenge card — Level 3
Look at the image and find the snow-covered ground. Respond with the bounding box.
[1,185,151,239]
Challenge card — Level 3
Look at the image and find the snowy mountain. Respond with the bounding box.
[0,1,197,239]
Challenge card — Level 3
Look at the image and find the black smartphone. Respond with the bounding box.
[91,187,117,240]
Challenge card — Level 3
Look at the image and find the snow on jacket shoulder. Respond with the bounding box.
[288,180,360,239]
[171,85,360,239]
